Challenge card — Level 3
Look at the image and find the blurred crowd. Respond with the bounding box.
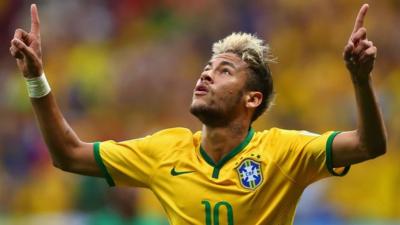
[0,0,399,224]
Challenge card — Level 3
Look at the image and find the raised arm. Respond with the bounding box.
[331,4,387,167]
[9,4,101,176]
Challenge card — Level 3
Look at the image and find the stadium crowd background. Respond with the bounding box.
[0,0,399,224]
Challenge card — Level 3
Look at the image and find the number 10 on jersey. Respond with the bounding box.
[201,200,234,225]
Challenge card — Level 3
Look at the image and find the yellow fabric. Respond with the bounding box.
[98,127,342,225]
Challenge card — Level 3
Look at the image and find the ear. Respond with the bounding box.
[245,91,263,109]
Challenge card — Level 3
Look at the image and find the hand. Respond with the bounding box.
[10,4,43,78]
[343,4,377,84]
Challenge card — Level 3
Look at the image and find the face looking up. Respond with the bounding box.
[190,52,254,127]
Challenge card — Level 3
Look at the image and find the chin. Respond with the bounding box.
[190,97,205,108]
[189,101,206,117]
[189,103,229,127]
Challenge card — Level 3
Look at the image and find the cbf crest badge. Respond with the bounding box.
[237,159,263,190]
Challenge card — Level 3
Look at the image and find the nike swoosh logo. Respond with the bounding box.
[170,167,195,176]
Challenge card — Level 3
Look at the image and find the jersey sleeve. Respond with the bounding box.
[276,129,351,186]
[93,135,156,187]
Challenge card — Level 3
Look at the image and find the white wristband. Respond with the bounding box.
[25,73,51,98]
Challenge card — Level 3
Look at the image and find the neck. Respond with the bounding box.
[201,120,250,164]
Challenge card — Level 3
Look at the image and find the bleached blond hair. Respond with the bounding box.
[212,32,275,122]
[212,32,276,65]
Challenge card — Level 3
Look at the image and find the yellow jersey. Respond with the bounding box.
[94,127,350,225]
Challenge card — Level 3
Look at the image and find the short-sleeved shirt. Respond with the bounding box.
[94,127,350,225]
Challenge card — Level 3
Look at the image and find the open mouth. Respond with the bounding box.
[194,84,209,96]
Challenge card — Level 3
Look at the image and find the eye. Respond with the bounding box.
[222,68,231,75]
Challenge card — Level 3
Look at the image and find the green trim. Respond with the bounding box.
[93,142,115,186]
[200,128,255,179]
[326,132,351,176]
[212,168,220,179]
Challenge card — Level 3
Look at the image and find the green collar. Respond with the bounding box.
[200,128,255,179]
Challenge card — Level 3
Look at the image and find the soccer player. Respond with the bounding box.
[10,3,386,225]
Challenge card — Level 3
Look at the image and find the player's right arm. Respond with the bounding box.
[9,4,101,177]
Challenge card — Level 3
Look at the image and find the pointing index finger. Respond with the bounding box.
[30,4,40,36]
[352,4,369,34]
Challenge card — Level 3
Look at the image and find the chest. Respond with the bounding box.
[150,146,301,225]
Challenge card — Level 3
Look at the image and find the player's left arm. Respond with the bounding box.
[331,4,387,168]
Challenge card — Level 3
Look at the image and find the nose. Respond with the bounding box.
[200,70,213,83]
